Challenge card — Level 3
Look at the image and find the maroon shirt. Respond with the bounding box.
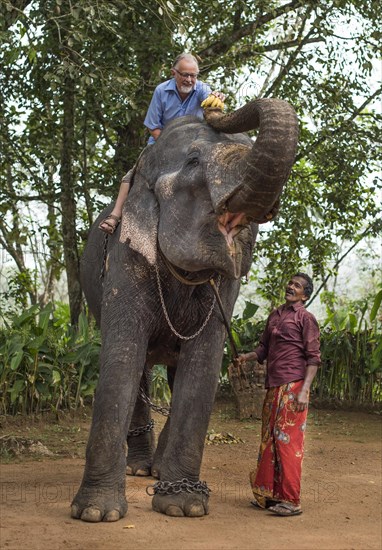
[254,301,321,388]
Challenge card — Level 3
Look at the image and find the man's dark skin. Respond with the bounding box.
[237,276,318,412]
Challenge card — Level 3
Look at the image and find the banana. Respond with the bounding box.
[201,95,214,108]
[212,97,223,108]
[201,94,225,110]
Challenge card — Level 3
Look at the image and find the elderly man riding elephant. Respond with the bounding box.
[72,92,298,522]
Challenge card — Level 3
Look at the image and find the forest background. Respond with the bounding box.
[0,0,381,414]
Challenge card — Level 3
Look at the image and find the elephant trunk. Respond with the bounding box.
[205,98,298,222]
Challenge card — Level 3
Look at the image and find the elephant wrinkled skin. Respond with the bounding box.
[73,98,298,521]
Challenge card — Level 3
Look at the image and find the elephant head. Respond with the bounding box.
[120,98,298,279]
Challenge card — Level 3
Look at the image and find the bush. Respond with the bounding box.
[0,303,100,415]
[0,303,171,415]
[222,293,382,405]
[1,289,380,416]
[315,289,382,404]
[221,300,266,379]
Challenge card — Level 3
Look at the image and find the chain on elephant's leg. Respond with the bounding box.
[148,325,226,517]
[126,420,155,476]
[126,370,156,476]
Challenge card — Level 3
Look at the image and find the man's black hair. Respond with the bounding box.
[294,272,314,301]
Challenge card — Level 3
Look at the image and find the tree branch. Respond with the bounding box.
[306,221,381,306]
[263,7,317,98]
[0,225,26,274]
[198,0,306,60]
[0,189,59,203]
[0,0,33,31]
[298,86,382,161]
[263,36,325,51]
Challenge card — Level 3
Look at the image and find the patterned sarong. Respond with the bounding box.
[249,380,308,507]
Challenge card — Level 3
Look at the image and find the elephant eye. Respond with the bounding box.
[186,155,200,167]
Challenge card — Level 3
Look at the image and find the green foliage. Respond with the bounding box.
[223,290,382,404]
[315,287,382,403]
[1,289,380,416]
[0,302,174,414]
[0,303,100,415]
[222,300,265,377]
[1,269,36,314]
[1,0,381,321]
[150,365,171,405]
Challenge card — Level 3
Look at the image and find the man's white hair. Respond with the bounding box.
[172,53,199,69]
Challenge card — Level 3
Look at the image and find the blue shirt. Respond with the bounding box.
[144,78,212,144]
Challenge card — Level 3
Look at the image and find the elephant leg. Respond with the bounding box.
[151,415,170,479]
[151,366,175,478]
[126,370,155,477]
[71,335,147,523]
[151,325,226,517]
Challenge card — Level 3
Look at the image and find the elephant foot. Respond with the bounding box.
[150,465,160,479]
[71,484,127,523]
[126,460,151,477]
[152,493,209,517]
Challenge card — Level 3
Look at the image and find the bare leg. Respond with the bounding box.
[99,170,132,234]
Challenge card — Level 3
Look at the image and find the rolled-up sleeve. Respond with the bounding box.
[254,319,271,364]
[198,81,212,102]
[144,88,162,131]
[303,314,321,366]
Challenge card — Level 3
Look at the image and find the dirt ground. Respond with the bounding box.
[0,400,381,550]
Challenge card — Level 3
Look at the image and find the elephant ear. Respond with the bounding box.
[119,172,159,265]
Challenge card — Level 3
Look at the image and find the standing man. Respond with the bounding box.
[99,53,224,234]
[237,273,320,516]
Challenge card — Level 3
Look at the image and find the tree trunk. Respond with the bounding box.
[60,74,82,325]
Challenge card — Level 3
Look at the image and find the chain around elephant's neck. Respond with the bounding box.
[154,254,221,341]
[158,248,217,286]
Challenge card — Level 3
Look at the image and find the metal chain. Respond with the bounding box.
[139,387,171,417]
[146,478,211,497]
[155,264,221,340]
[127,419,154,437]
[99,233,109,280]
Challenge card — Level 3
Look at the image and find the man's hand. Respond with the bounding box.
[296,388,309,412]
[235,354,246,365]
[296,364,318,412]
[149,128,161,141]
[236,351,258,364]
[211,90,226,101]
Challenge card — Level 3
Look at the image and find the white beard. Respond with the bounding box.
[179,84,193,94]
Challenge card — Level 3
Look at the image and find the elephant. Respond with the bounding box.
[72,97,298,522]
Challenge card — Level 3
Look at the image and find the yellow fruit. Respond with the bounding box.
[201,94,224,110]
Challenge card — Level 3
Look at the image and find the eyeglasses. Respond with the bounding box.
[173,68,199,79]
